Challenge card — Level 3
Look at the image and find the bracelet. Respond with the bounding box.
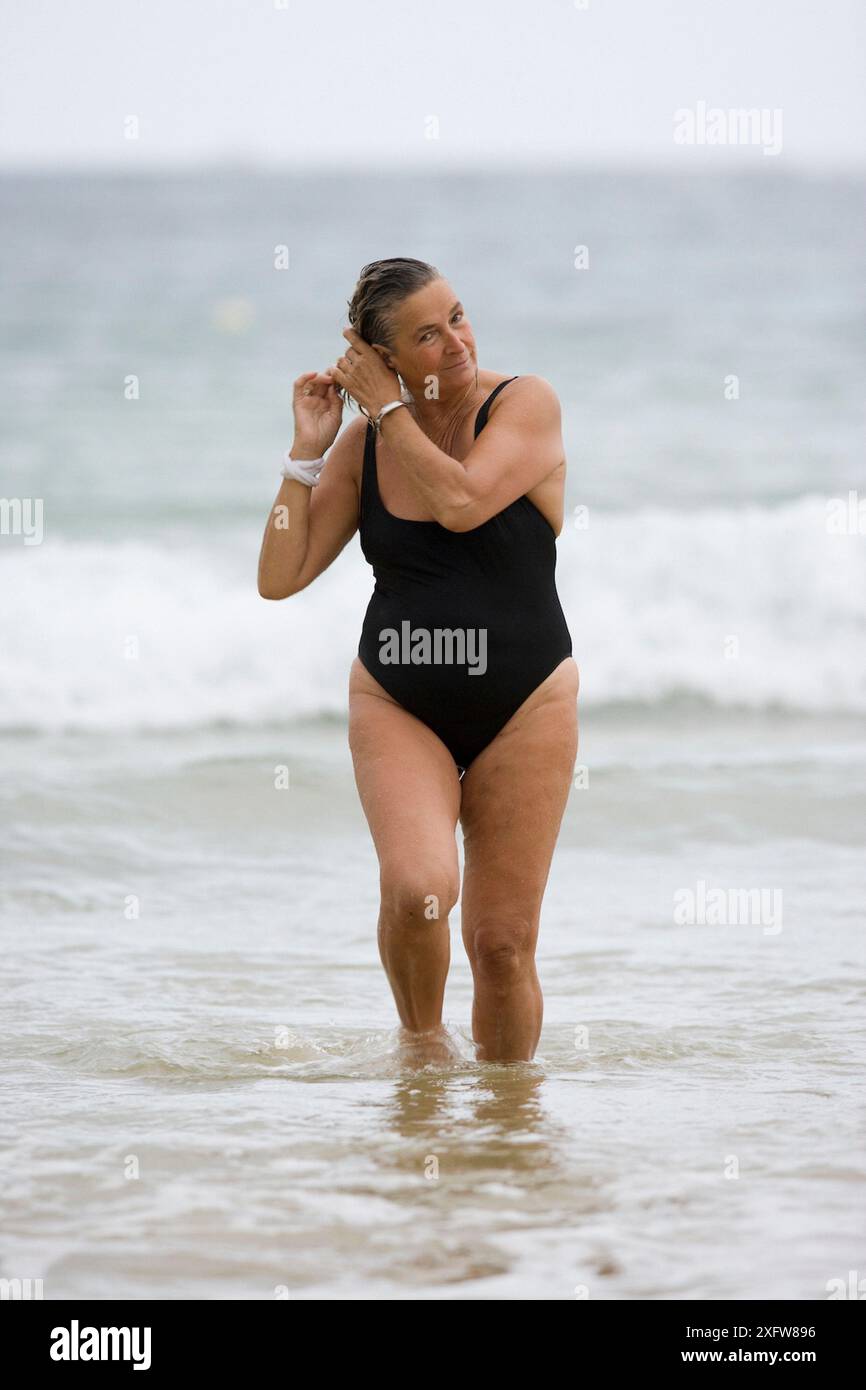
[372,399,409,433]
[280,451,325,487]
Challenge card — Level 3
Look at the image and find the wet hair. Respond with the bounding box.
[337,257,441,411]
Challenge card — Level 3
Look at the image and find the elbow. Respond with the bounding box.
[258,571,311,599]
[257,573,296,600]
[257,546,305,598]
[437,491,478,533]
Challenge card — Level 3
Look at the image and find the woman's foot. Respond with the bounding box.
[397,1023,461,1066]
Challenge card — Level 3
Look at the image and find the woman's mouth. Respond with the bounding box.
[444,356,469,371]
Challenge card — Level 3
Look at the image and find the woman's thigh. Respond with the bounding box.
[459,657,579,942]
[348,657,462,904]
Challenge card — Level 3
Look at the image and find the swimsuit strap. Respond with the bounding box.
[360,417,379,520]
[474,376,519,439]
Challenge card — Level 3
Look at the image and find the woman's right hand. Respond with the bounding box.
[291,370,343,457]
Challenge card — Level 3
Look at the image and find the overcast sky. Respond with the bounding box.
[1,0,864,170]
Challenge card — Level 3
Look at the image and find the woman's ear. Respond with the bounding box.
[373,344,397,371]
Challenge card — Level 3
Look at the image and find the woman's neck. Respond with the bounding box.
[401,370,485,448]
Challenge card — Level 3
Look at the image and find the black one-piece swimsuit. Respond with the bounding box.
[357,376,573,776]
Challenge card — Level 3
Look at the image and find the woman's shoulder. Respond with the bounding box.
[483,373,561,422]
[482,372,559,401]
[495,372,557,396]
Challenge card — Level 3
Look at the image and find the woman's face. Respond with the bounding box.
[385,280,477,394]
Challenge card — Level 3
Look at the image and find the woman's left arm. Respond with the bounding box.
[377,375,564,532]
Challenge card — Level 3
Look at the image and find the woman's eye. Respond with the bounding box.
[421,313,462,343]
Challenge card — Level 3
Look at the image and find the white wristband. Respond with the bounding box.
[281,451,325,487]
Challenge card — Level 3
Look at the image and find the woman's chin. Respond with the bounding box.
[440,355,474,382]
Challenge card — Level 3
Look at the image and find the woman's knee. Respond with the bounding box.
[467,915,537,982]
[379,864,459,926]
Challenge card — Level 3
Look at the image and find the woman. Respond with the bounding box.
[258,258,578,1065]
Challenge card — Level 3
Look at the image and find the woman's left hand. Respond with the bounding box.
[329,327,402,421]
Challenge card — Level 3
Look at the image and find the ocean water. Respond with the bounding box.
[1,168,865,1300]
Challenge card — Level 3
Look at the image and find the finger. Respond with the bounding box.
[303,374,333,394]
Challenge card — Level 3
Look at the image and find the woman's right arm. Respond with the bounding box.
[257,373,366,600]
